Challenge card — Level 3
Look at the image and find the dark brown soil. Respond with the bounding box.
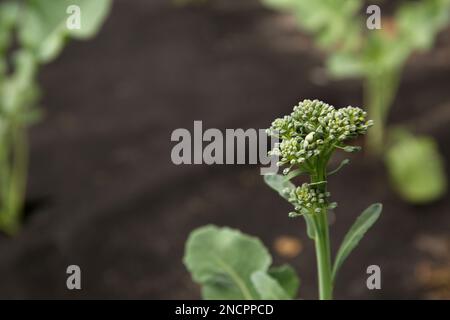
[0,0,449,299]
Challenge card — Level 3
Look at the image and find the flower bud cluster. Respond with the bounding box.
[267,99,372,170]
[288,183,330,215]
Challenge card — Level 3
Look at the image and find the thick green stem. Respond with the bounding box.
[313,210,333,300]
[311,169,333,300]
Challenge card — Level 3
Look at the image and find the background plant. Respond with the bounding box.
[184,99,382,300]
[261,0,449,203]
[0,0,111,234]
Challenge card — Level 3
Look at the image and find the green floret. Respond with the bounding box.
[287,183,328,214]
[267,99,373,174]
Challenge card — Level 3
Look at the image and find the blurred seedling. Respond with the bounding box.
[0,0,111,234]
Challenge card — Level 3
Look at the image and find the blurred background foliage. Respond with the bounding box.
[0,0,111,234]
[261,0,450,203]
[179,0,450,203]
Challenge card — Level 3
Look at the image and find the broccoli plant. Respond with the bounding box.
[184,99,382,300]
[260,0,449,203]
[0,0,111,234]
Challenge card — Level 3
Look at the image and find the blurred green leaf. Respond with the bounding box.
[184,225,299,300]
[0,1,20,29]
[0,1,21,78]
[0,1,19,48]
[250,271,291,300]
[19,0,112,63]
[362,32,409,74]
[0,50,39,120]
[268,264,300,298]
[263,0,363,52]
[386,129,447,204]
[184,225,271,299]
[327,53,363,79]
[332,203,382,282]
[396,0,450,51]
